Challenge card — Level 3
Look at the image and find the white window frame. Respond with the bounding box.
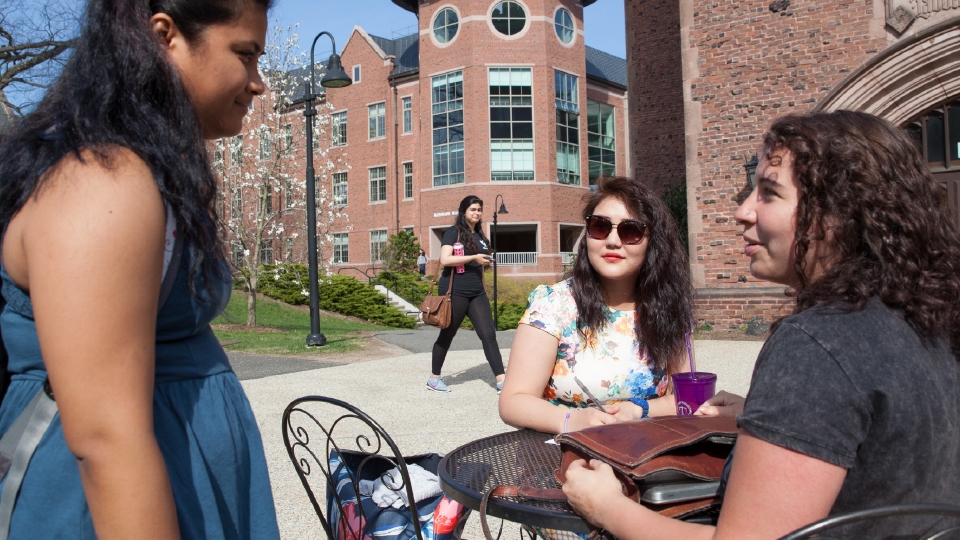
[555,70,580,185]
[332,110,347,147]
[258,128,272,161]
[402,96,413,134]
[368,102,386,140]
[333,233,349,264]
[431,70,465,186]
[370,230,387,263]
[353,65,361,83]
[403,162,413,199]
[489,67,534,181]
[333,171,348,207]
[369,166,387,203]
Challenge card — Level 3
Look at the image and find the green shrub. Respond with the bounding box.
[252,265,416,328]
[376,270,432,305]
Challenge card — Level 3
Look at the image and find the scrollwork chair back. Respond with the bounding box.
[282,395,427,540]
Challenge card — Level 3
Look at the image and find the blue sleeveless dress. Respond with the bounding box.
[0,239,280,539]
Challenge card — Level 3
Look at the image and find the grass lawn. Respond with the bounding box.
[212,293,397,356]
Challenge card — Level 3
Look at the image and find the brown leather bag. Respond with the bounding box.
[479,415,737,539]
[555,415,737,518]
[419,277,452,329]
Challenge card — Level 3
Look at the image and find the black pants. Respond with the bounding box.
[431,293,505,377]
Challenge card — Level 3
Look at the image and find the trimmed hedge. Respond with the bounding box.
[247,264,416,329]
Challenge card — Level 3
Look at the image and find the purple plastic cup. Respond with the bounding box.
[673,372,717,416]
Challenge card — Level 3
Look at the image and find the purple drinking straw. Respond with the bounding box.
[685,332,697,374]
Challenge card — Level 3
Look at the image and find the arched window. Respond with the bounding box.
[904,98,960,172]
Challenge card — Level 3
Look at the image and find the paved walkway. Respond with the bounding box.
[236,329,764,540]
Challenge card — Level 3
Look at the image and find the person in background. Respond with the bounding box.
[427,196,505,393]
[562,111,960,539]
[499,176,694,434]
[418,249,428,277]
[0,0,280,537]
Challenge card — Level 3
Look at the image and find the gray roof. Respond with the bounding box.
[283,32,628,102]
[369,33,420,77]
[585,46,627,88]
[390,0,597,13]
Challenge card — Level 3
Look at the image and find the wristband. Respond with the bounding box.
[629,398,649,418]
[563,411,571,433]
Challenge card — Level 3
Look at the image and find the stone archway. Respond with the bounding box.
[814,17,960,125]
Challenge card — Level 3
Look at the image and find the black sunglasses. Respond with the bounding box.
[585,215,647,245]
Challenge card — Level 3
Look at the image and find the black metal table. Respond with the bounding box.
[438,429,591,534]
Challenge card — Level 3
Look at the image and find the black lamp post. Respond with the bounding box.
[304,32,352,347]
[492,195,508,329]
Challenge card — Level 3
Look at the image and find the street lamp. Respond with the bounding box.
[304,32,352,347]
[491,195,509,329]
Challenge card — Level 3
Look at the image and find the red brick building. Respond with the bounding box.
[627,0,960,327]
[296,0,631,279]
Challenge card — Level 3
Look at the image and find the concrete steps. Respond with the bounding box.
[373,284,422,320]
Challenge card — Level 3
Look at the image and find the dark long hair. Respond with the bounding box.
[764,111,960,352]
[454,195,489,252]
[0,0,271,289]
[571,177,694,373]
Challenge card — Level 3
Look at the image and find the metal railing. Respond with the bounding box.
[560,252,575,265]
[370,271,428,307]
[495,252,538,265]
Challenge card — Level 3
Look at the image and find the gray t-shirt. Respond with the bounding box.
[738,297,960,538]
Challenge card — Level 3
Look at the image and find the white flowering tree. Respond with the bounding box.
[214,25,350,326]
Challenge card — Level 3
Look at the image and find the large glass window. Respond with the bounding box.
[259,238,273,264]
[404,162,413,199]
[402,97,412,133]
[333,233,349,263]
[555,71,580,185]
[332,111,346,146]
[283,123,293,150]
[369,166,387,202]
[555,8,574,44]
[489,67,533,181]
[432,71,465,186]
[587,100,616,185]
[333,172,348,207]
[433,7,459,43]
[368,103,386,139]
[370,230,387,263]
[492,1,526,36]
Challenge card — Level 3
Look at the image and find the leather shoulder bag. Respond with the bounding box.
[418,232,460,329]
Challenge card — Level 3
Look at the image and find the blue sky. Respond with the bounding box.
[271,0,626,59]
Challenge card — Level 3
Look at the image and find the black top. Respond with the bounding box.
[739,297,960,538]
[437,227,489,298]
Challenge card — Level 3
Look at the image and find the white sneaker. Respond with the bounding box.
[426,376,450,393]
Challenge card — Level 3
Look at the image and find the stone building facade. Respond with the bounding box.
[626,0,960,327]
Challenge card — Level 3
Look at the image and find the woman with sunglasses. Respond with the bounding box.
[499,177,694,434]
[560,112,960,539]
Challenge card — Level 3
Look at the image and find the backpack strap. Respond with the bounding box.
[0,207,182,540]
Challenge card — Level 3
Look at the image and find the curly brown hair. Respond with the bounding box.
[764,111,960,352]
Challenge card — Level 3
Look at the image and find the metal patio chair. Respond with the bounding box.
[282,395,437,540]
[779,503,960,540]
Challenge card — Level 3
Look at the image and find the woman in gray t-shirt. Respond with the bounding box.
[561,111,960,539]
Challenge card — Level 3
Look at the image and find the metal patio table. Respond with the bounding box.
[437,429,591,534]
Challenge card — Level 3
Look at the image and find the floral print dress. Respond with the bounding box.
[519,279,669,409]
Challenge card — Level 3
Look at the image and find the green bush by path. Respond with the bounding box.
[247,264,416,329]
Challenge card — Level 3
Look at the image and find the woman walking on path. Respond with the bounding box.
[0,0,279,538]
[427,196,505,393]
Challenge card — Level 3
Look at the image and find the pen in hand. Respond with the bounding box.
[573,376,607,413]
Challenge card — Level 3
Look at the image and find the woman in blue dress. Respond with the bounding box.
[0,0,279,538]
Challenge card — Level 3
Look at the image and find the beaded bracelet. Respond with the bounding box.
[563,411,572,433]
[629,398,650,418]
